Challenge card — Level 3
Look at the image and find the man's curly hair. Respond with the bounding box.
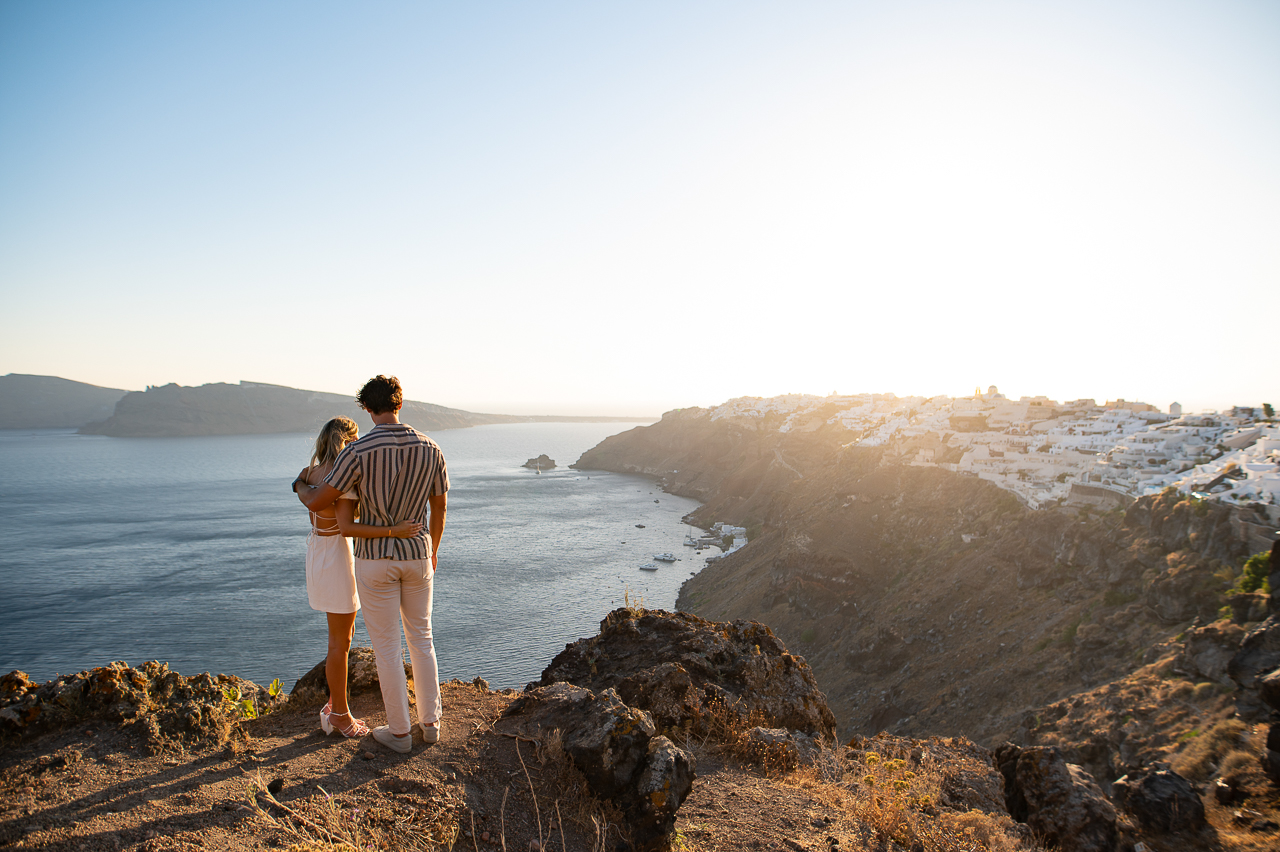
[356,375,403,415]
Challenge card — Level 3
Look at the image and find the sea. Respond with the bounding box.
[0,422,710,689]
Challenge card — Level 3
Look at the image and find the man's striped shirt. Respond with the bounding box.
[324,422,449,560]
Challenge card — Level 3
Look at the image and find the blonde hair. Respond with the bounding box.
[311,416,359,470]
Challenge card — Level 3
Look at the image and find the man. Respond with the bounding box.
[294,375,448,753]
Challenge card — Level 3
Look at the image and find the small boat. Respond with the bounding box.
[639,563,659,571]
[653,553,676,562]
[635,524,646,529]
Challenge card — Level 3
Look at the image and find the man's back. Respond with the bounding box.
[325,423,449,561]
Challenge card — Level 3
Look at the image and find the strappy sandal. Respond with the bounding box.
[319,701,333,731]
[323,710,370,738]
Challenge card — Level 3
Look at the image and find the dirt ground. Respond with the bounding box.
[0,681,899,852]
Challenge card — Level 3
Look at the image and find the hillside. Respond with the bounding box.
[573,409,1279,771]
[78,381,510,437]
[0,374,128,429]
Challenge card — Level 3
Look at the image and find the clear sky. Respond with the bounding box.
[1,1,1276,416]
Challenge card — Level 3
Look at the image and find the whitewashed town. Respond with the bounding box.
[708,388,1280,520]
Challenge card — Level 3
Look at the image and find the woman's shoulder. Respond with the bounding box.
[306,461,335,484]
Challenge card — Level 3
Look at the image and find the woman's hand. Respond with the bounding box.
[388,520,424,538]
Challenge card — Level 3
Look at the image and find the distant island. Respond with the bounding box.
[0,374,128,429]
[1,374,654,437]
[522,454,556,470]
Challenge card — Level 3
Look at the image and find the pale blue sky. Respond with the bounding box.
[2,1,1277,415]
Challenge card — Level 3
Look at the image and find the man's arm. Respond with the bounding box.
[428,493,447,571]
[295,478,343,512]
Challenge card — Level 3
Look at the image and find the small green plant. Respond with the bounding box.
[1178,728,1201,742]
[800,627,816,644]
[223,685,258,720]
[268,678,283,698]
[1232,552,1272,595]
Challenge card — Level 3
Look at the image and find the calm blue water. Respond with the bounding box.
[0,423,708,688]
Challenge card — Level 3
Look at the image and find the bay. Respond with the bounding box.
[0,422,707,688]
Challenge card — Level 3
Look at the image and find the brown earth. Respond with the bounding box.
[0,675,1041,852]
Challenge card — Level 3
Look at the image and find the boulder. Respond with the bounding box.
[737,727,823,773]
[1112,768,1207,834]
[995,744,1117,852]
[1227,592,1271,624]
[503,683,694,852]
[535,608,837,744]
[292,647,409,702]
[1228,615,1280,690]
[1179,622,1245,686]
[1258,668,1280,713]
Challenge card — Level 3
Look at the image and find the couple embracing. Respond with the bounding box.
[292,374,448,754]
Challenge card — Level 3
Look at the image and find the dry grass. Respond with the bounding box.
[1171,718,1248,781]
[776,742,1040,851]
[244,771,459,851]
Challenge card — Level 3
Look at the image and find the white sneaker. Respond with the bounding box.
[420,721,442,744]
[371,725,413,754]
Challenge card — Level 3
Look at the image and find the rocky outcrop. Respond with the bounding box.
[0,661,284,747]
[1228,615,1280,719]
[995,743,1118,852]
[502,683,695,852]
[577,410,1269,745]
[523,454,556,470]
[1112,767,1207,834]
[1178,621,1246,686]
[535,608,837,744]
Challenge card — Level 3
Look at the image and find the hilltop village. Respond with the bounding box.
[707,388,1280,517]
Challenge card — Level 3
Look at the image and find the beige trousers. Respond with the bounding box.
[354,557,441,735]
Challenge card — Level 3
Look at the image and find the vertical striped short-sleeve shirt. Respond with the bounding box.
[324,423,449,561]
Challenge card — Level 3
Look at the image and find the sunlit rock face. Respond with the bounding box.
[535,607,838,744]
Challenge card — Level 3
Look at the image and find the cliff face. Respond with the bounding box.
[573,409,1271,748]
[79,381,507,437]
[0,374,128,429]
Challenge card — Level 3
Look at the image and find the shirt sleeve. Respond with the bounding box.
[430,450,450,497]
[324,445,361,493]
[339,489,357,500]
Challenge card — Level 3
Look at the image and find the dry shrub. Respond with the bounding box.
[812,746,1040,852]
[843,749,940,847]
[1169,681,1195,700]
[1218,748,1256,778]
[1193,682,1217,701]
[1170,718,1247,781]
[937,810,1029,852]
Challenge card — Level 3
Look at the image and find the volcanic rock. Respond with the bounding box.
[535,608,837,744]
[502,682,694,852]
[1112,767,1207,834]
[0,661,284,747]
[995,743,1118,852]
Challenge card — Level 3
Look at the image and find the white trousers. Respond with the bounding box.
[354,557,441,735]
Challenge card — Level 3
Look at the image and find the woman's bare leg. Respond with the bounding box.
[326,611,357,717]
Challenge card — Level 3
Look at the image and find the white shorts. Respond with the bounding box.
[306,532,360,614]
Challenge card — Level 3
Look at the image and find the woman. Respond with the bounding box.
[297,416,422,738]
